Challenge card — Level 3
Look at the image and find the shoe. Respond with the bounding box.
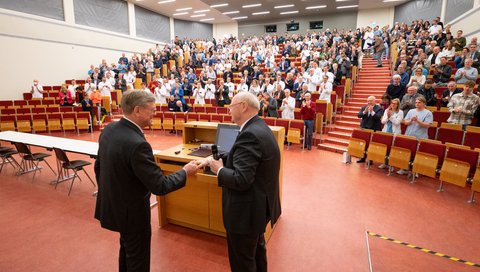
[308,146,312,150]
[397,169,407,175]
[357,158,366,163]
[376,65,383,67]
[378,164,387,169]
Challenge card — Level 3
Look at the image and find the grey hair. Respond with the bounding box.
[235,92,260,111]
[392,74,401,79]
[121,90,156,115]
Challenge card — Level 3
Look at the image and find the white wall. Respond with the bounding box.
[356,7,394,29]
[448,4,480,44]
[0,9,162,100]
[213,22,238,40]
[238,12,358,38]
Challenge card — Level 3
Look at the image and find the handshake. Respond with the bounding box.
[182,156,223,176]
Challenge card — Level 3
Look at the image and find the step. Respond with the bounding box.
[327,130,352,139]
[335,115,360,122]
[356,80,391,84]
[323,137,349,146]
[332,125,355,133]
[335,120,361,128]
[317,142,347,153]
[343,106,362,111]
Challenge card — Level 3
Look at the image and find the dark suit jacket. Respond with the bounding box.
[94,118,187,233]
[358,105,383,131]
[217,115,281,235]
[441,88,462,107]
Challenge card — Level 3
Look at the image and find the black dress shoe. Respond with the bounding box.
[308,146,312,150]
[376,65,383,67]
[357,158,366,163]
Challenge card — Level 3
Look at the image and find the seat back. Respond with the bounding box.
[436,127,464,145]
[417,139,447,165]
[53,147,70,164]
[263,117,276,126]
[463,131,480,150]
[32,114,47,133]
[13,142,32,156]
[370,132,394,153]
[440,122,462,131]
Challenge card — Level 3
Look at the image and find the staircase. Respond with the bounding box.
[318,58,391,153]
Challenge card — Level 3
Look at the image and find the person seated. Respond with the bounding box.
[432,57,452,86]
[417,79,437,107]
[59,86,73,106]
[407,68,426,88]
[386,74,406,100]
[172,99,190,113]
[446,80,479,129]
[400,86,424,116]
[440,81,462,107]
[454,58,478,84]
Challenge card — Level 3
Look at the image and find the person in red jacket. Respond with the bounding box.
[300,92,316,150]
[59,86,73,106]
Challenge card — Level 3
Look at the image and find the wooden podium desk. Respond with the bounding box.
[155,122,284,239]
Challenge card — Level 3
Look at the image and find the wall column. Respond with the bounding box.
[63,0,75,24]
[128,2,136,37]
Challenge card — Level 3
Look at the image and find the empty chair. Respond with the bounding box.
[366,132,394,168]
[274,118,289,144]
[0,115,16,131]
[438,147,479,192]
[463,129,480,150]
[210,114,222,123]
[76,112,92,133]
[162,112,174,133]
[32,114,48,133]
[62,112,76,133]
[440,122,462,131]
[411,139,446,183]
[198,113,211,122]
[151,112,162,130]
[186,112,199,122]
[47,112,62,133]
[16,115,32,133]
[468,166,480,203]
[53,148,95,196]
[263,117,276,126]
[347,129,373,162]
[287,120,305,150]
[13,142,55,181]
[388,135,418,176]
[174,112,186,133]
[216,107,228,114]
[0,146,21,173]
[428,121,438,140]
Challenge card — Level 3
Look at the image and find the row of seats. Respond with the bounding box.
[0,112,92,134]
[347,129,480,202]
[0,105,83,115]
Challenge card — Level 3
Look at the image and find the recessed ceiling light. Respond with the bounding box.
[232,16,248,20]
[222,11,240,15]
[210,3,228,8]
[190,14,206,17]
[280,11,299,14]
[157,0,175,4]
[200,18,215,21]
[336,0,351,2]
[306,5,327,9]
[242,4,262,8]
[252,11,270,15]
[274,4,294,9]
[337,5,359,9]
[173,12,188,16]
[194,9,210,13]
[175,7,192,11]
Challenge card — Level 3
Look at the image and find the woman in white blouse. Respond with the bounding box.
[378,98,404,169]
[192,82,206,105]
[381,98,404,135]
[407,68,426,88]
[248,79,260,96]
[154,83,169,104]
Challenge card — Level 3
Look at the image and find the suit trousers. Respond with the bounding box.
[119,228,151,272]
[304,120,314,148]
[226,232,267,272]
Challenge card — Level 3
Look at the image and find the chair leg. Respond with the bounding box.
[468,191,476,204]
[31,160,40,182]
[42,159,56,175]
[68,173,77,196]
[54,168,62,190]
[437,180,445,192]
[82,168,96,187]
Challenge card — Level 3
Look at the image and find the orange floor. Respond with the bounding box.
[1,130,479,272]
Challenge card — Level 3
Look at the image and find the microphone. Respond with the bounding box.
[211,144,219,160]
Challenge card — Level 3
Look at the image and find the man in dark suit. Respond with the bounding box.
[260,92,278,117]
[94,90,198,272]
[440,81,462,107]
[357,96,383,162]
[198,92,281,272]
